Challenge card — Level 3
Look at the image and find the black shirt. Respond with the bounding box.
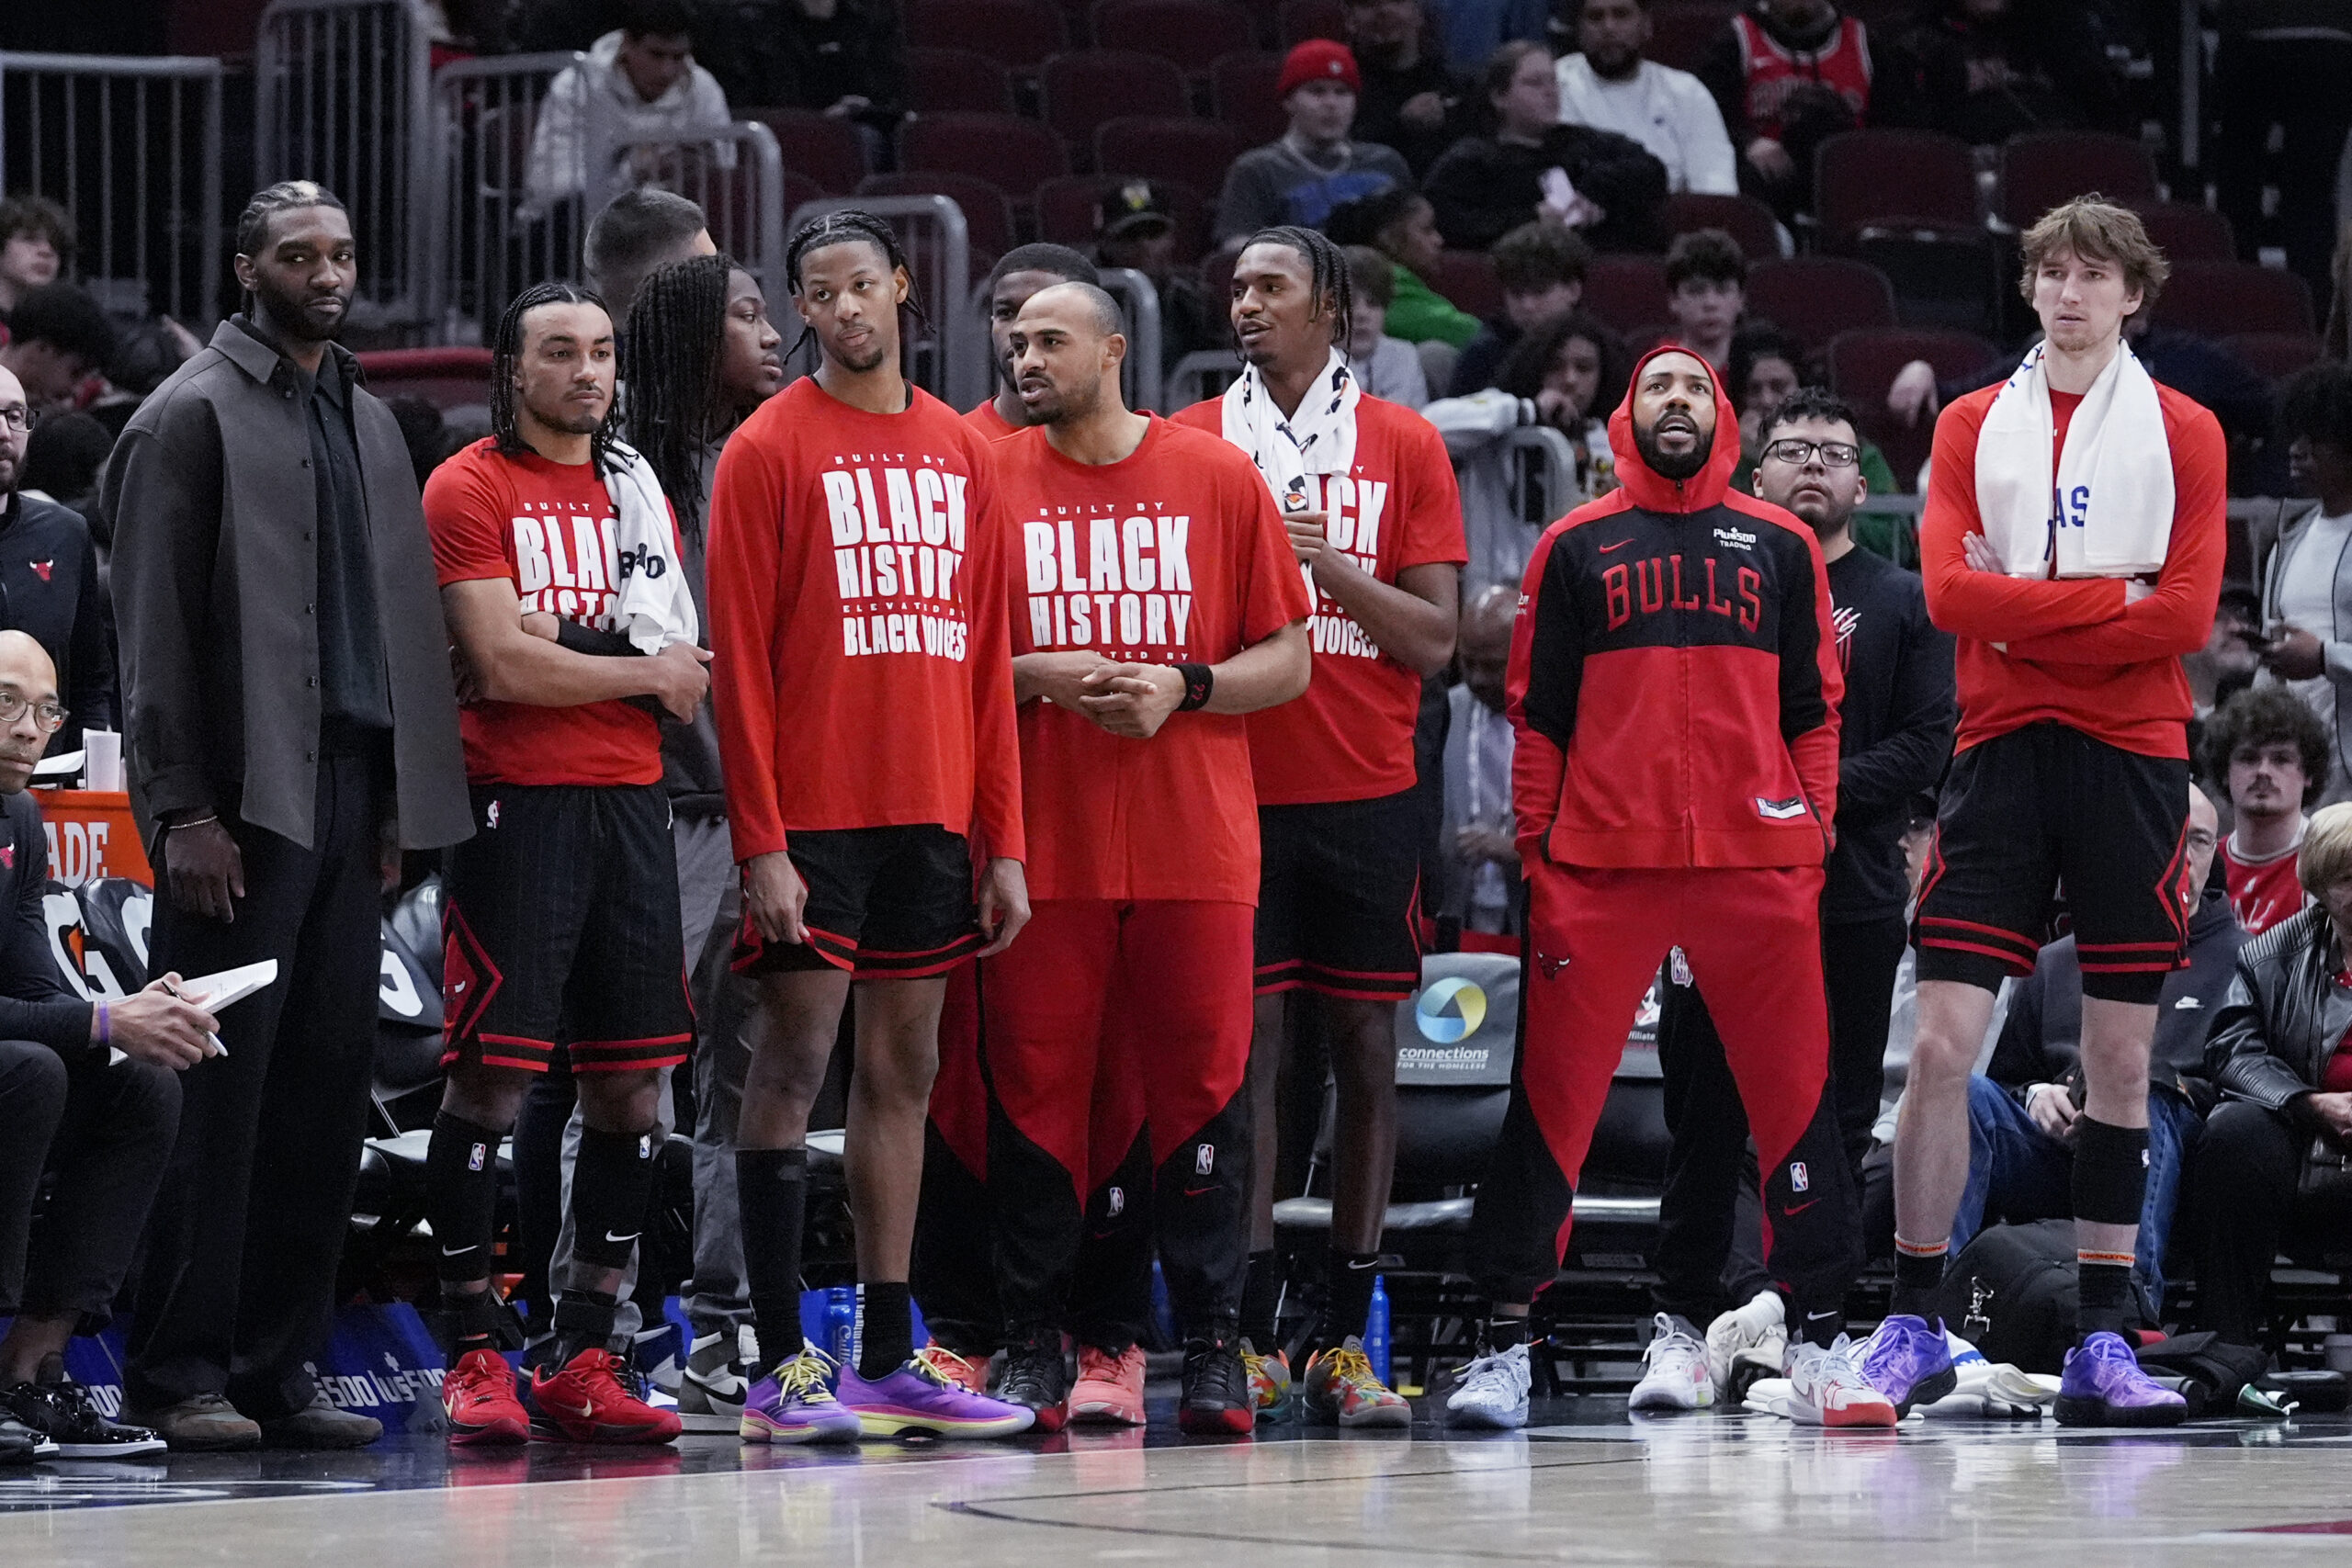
[1353,55,1466,177]
[0,790,92,1053]
[298,351,393,731]
[0,491,115,754]
[1822,543,1954,922]
[1422,126,1669,253]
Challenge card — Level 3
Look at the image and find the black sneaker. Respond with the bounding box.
[3,1360,165,1459]
[0,1410,53,1462]
[1178,1337,1254,1436]
[993,1331,1070,1434]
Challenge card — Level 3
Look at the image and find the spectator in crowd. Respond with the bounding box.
[1698,0,1873,213]
[1434,583,1522,939]
[2191,801,2352,1351]
[1422,40,1669,254]
[0,285,114,412]
[1943,785,2228,1320]
[0,196,73,323]
[1426,0,1549,73]
[18,410,108,522]
[526,0,734,209]
[1094,184,1224,378]
[2187,581,2262,720]
[0,367,112,754]
[2256,362,2352,804]
[698,0,903,164]
[1723,322,1905,557]
[105,180,472,1451]
[1427,309,1626,597]
[1216,41,1413,246]
[2211,685,2328,935]
[1555,0,1740,197]
[1661,227,1746,373]
[0,632,215,1462]
[1342,243,1430,406]
[1871,0,2122,146]
[1345,0,1467,177]
[1449,220,1589,397]
[384,397,458,493]
[583,186,716,328]
[2212,1,2352,302]
[1325,186,1479,356]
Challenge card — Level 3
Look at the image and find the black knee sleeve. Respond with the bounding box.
[426,1111,507,1283]
[570,1123,660,1272]
[2070,1115,2151,1226]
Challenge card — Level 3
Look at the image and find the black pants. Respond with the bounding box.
[2188,1099,2352,1348]
[0,1039,179,1325]
[1651,913,1907,1324]
[127,747,387,1418]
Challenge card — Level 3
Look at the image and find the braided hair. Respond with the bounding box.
[234,178,346,259]
[490,280,622,474]
[1238,224,1352,348]
[622,252,735,543]
[784,208,930,366]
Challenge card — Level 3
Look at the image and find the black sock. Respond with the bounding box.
[1892,1239,1948,1319]
[860,1282,913,1379]
[1239,1249,1281,1347]
[570,1124,660,1274]
[1797,1308,1843,1349]
[425,1110,505,1299]
[737,1146,808,1365]
[2077,1255,2136,1338]
[1324,1251,1380,1348]
[550,1289,619,1367]
[1484,1314,1526,1351]
[446,1287,505,1356]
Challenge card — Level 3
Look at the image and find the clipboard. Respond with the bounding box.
[107,960,279,1065]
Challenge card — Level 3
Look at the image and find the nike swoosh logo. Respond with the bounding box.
[441,1245,478,1257]
[1181,1185,1218,1199]
[605,1231,640,1244]
[1783,1199,1820,1215]
[1598,538,1633,552]
[543,1396,595,1419]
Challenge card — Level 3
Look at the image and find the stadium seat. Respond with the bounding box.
[1746,256,1896,352]
[2221,331,2324,382]
[356,347,492,411]
[744,106,869,195]
[1582,254,1671,337]
[1093,0,1258,75]
[1277,0,1349,45]
[1035,173,1213,261]
[904,46,1016,114]
[2161,260,2315,338]
[1433,249,1503,321]
[906,0,1069,69]
[2133,201,2235,264]
[1997,130,2161,229]
[1814,129,1981,245]
[1645,2,1738,73]
[1042,51,1191,152]
[900,111,1072,188]
[1095,116,1247,197]
[1659,191,1783,262]
[1827,327,1996,491]
[857,172,1020,262]
[1211,51,1290,146]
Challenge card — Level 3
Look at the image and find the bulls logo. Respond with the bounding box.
[28,560,51,582]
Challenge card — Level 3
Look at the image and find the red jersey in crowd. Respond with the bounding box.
[994,416,1309,903]
[425,438,668,788]
[1728,9,1872,141]
[1917,378,2227,761]
[2222,831,2304,935]
[705,377,1025,863]
[1171,395,1465,806]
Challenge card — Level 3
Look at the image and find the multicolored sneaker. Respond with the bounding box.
[1629,1314,1712,1412]
[994,1334,1070,1434]
[1239,1337,1291,1419]
[1444,1341,1531,1429]
[921,1341,991,1396]
[1784,1336,1897,1429]
[443,1348,531,1446]
[1302,1337,1411,1428]
[741,1348,863,1444]
[1177,1337,1256,1436]
[838,1347,1036,1438]
[2054,1331,2188,1427]
[1069,1343,1148,1427]
[1860,1314,1958,1416]
[529,1347,683,1444]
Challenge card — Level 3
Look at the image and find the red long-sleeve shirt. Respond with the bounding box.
[1917,377,2227,761]
[705,378,1024,863]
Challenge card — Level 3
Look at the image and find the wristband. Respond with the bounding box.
[168,814,219,832]
[1174,662,1214,713]
[96,1002,109,1047]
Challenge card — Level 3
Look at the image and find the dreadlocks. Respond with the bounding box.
[622,253,734,543]
[1239,224,1352,347]
[784,208,931,363]
[490,280,623,474]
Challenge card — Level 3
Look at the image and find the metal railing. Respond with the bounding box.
[255,0,435,334]
[1167,348,1240,412]
[1498,425,1584,531]
[423,51,580,343]
[0,52,223,325]
[784,194,977,406]
[616,123,787,320]
[1096,266,1163,414]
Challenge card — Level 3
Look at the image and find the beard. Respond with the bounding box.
[829,331,891,375]
[1634,416,1711,481]
[1029,373,1101,427]
[527,395,607,435]
[253,276,350,344]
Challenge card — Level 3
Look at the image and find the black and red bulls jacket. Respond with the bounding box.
[1507,347,1843,869]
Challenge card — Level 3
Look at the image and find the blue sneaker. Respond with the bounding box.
[1860,1314,1957,1415]
[2055,1331,2187,1427]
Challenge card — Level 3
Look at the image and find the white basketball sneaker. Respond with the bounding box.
[1628,1314,1712,1412]
[1446,1341,1532,1429]
[1704,1289,1787,1402]
[1784,1335,1897,1428]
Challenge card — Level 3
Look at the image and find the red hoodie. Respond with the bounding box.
[1507,347,1844,869]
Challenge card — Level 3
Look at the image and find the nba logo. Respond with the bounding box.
[485,799,501,829]
[467,1142,486,1173]
[1107,1187,1125,1217]
[1790,1162,1809,1193]
[639,1134,652,1159]
[1669,947,1692,987]
[1195,1145,1215,1177]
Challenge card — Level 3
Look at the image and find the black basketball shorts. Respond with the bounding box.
[1254,789,1425,1002]
[732,824,981,980]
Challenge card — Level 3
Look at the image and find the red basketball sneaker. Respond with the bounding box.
[444,1348,530,1447]
[530,1348,683,1444]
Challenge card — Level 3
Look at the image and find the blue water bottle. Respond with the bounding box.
[1365,1274,1392,1387]
[826,1285,856,1365]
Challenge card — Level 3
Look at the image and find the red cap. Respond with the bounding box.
[1276,39,1361,99]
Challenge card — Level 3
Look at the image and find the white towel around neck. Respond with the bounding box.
[1220,348,1361,509]
[602,442,700,653]
[1973,339,2174,580]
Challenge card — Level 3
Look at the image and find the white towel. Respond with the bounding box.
[1220,347,1360,509]
[1973,340,2174,580]
[603,442,700,653]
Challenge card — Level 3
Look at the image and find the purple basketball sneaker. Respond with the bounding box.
[2055,1331,2187,1427]
[1860,1314,1957,1415]
[835,1346,1037,1439]
[741,1348,863,1444]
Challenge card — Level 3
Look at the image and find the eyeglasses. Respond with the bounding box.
[0,407,30,434]
[1761,438,1860,468]
[0,692,69,733]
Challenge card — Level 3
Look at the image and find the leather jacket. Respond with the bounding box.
[2205,904,2351,1116]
